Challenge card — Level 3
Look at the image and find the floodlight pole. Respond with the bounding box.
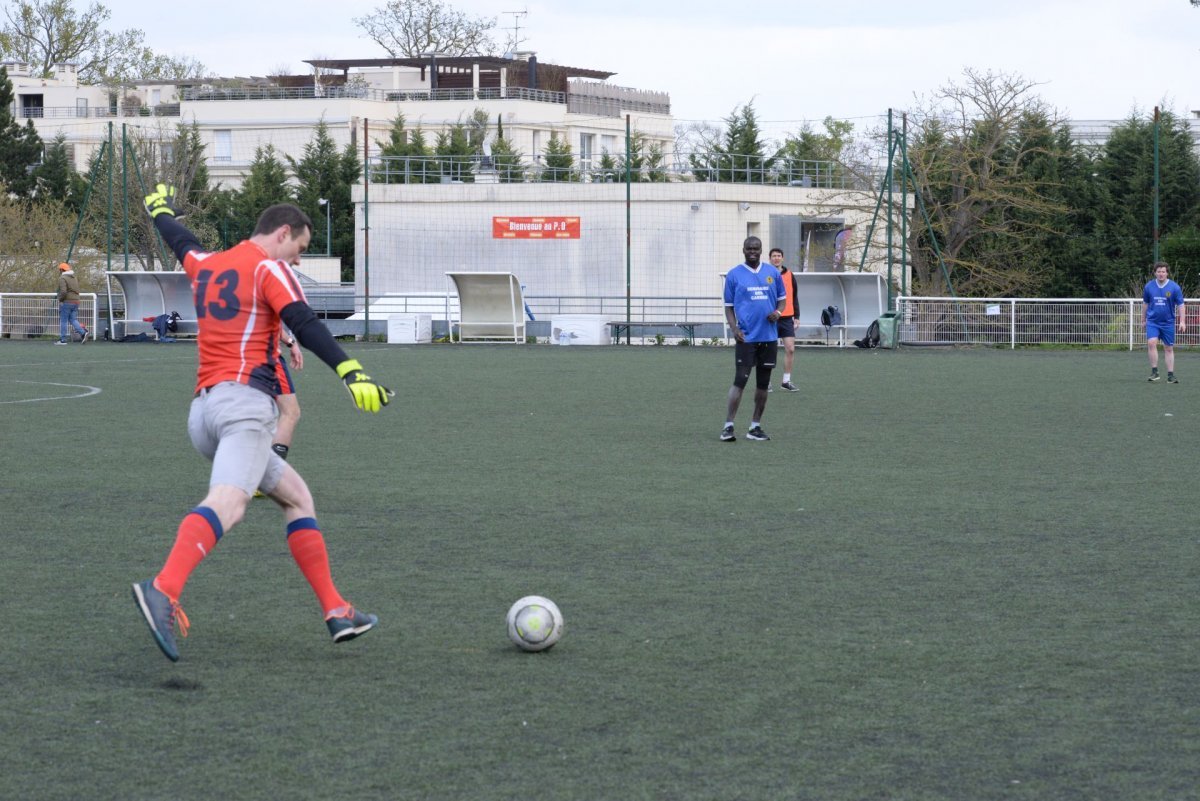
[625,114,632,345]
[1153,106,1161,264]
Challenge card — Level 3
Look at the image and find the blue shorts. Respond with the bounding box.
[1147,322,1175,346]
[276,357,296,396]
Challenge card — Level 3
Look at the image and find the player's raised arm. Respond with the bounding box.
[143,183,204,264]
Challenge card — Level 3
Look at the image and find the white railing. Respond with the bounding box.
[894,296,1186,349]
[0,293,100,340]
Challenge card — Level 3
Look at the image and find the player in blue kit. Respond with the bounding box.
[720,236,786,442]
[1143,261,1186,383]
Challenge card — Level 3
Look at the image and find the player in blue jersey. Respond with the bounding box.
[1143,261,1186,383]
[720,236,786,442]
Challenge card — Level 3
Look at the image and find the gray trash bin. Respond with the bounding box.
[877,311,899,349]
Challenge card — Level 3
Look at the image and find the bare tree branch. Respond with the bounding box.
[354,0,498,57]
[0,0,205,83]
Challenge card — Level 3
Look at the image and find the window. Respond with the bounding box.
[19,93,43,118]
[601,134,617,156]
[75,98,88,118]
[579,133,595,169]
[531,130,542,163]
[214,130,232,163]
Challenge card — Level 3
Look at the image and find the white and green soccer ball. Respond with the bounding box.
[506,595,564,652]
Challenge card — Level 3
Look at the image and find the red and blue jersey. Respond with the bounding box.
[182,240,308,396]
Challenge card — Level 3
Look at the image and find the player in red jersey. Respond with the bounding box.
[132,184,392,662]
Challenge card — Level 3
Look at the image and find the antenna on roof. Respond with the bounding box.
[502,8,529,56]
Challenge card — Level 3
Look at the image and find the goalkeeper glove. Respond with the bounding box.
[144,183,180,218]
[335,359,394,413]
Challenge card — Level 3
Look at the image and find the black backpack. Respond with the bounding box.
[820,305,842,328]
[853,319,881,349]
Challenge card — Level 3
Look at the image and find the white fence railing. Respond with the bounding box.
[0,293,99,340]
[894,296,1187,350]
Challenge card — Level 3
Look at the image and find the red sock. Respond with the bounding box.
[154,508,222,602]
[286,518,346,615]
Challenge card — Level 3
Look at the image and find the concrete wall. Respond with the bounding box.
[351,181,907,316]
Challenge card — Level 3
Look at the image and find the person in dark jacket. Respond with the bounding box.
[55,262,88,344]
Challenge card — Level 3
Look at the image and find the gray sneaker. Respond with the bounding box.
[1149,371,1161,382]
[132,579,187,662]
[326,606,378,643]
[746,425,770,441]
[719,424,736,442]
[1168,373,1179,384]
[781,381,799,392]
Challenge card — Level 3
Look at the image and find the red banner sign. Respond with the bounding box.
[493,216,581,239]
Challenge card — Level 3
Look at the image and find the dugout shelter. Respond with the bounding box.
[445,272,527,343]
[105,271,197,341]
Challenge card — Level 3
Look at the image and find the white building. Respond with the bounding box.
[1069,114,1200,157]
[3,55,675,189]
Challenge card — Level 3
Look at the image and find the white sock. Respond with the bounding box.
[783,373,791,383]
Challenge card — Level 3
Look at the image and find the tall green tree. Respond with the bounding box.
[774,116,855,186]
[231,144,291,237]
[1021,123,1109,297]
[33,130,84,205]
[334,141,362,280]
[489,115,525,183]
[540,134,576,182]
[619,132,668,182]
[289,120,342,257]
[1091,110,1200,295]
[434,121,474,182]
[0,65,45,197]
[0,0,205,83]
[688,101,772,183]
[592,150,619,184]
[376,112,435,183]
[289,120,361,279]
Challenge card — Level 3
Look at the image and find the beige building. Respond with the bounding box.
[3,55,675,189]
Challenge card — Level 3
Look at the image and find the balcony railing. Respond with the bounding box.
[17,104,181,119]
[179,85,566,105]
[368,153,882,189]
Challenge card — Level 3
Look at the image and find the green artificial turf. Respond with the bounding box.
[0,341,1196,800]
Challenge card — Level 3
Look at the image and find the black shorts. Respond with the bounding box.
[777,317,796,339]
[733,340,778,389]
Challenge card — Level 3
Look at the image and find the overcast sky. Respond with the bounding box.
[104,0,1197,130]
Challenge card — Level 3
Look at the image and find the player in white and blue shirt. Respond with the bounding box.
[1143,261,1186,383]
[720,236,786,442]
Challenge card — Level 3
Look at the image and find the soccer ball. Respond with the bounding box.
[506,595,564,652]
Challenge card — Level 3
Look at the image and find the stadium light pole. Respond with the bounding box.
[318,197,331,256]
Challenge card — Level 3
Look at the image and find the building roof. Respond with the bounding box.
[303,57,614,81]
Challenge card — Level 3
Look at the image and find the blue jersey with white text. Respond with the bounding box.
[724,263,784,343]
[1144,279,1184,325]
